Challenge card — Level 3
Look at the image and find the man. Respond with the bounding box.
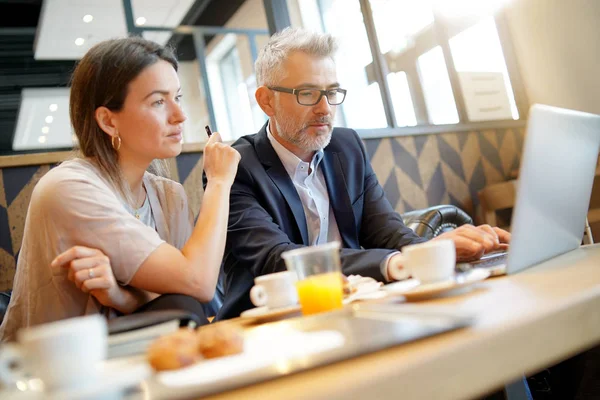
[214,28,510,319]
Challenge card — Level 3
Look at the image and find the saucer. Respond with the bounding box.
[382,278,421,295]
[401,269,491,301]
[239,304,302,323]
[46,358,151,400]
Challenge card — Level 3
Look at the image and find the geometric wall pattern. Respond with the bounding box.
[365,128,525,218]
[0,127,524,290]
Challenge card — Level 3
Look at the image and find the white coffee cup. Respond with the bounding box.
[249,271,298,309]
[401,239,456,283]
[0,314,107,391]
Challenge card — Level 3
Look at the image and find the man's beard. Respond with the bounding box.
[274,114,333,152]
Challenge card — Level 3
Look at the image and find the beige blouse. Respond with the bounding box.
[0,158,194,342]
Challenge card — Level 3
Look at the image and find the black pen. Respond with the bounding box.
[205,125,213,138]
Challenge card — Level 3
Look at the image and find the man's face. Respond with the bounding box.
[271,51,338,152]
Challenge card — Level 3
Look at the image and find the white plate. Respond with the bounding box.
[239,304,302,322]
[157,329,345,388]
[403,269,491,301]
[382,278,421,294]
[383,269,491,301]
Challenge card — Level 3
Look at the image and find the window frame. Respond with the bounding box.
[338,0,529,137]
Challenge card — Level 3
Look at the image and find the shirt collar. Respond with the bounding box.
[266,121,324,178]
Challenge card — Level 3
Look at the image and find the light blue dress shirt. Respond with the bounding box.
[267,125,342,246]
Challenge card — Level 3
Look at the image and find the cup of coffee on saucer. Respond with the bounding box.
[0,314,150,399]
[384,240,491,300]
[402,239,456,284]
[0,314,107,392]
[249,271,299,310]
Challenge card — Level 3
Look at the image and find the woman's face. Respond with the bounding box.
[113,60,186,162]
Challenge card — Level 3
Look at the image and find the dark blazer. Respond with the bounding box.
[215,124,425,319]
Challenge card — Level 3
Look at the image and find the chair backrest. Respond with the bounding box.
[401,205,473,240]
[478,180,517,228]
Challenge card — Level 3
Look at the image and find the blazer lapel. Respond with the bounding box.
[321,151,358,248]
[255,126,310,245]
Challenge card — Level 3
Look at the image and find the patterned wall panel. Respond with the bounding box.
[367,128,524,217]
[0,127,524,290]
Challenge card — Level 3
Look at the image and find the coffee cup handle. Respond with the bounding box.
[249,285,268,307]
[0,343,25,385]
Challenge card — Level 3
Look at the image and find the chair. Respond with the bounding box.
[401,205,473,240]
[478,180,517,230]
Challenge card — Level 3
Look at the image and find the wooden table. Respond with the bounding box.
[201,243,600,400]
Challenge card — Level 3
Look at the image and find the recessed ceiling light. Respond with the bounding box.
[41,126,49,134]
[38,136,47,143]
[49,104,58,112]
[45,116,53,124]
[83,14,93,23]
[75,38,85,46]
[136,17,146,26]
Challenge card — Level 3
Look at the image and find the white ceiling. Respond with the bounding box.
[35,0,195,60]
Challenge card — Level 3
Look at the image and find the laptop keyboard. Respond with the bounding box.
[456,251,508,276]
[470,251,508,267]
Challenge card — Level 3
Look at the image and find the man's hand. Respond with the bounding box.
[432,224,511,262]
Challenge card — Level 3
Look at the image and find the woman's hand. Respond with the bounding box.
[51,246,146,314]
[202,131,241,186]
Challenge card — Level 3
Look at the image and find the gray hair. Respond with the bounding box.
[255,27,339,87]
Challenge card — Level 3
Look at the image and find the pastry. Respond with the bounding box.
[197,323,244,359]
[341,274,357,296]
[147,328,201,371]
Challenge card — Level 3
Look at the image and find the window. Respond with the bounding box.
[291,0,525,132]
[370,0,433,55]
[306,0,389,129]
[418,46,459,125]
[449,17,519,121]
[387,72,417,127]
[206,34,268,141]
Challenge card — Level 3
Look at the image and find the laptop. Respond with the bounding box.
[458,104,600,276]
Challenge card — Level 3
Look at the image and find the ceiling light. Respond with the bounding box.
[45,116,53,124]
[41,126,49,134]
[75,38,85,46]
[136,17,146,26]
[38,136,47,143]
[83,14,93,23]
[49,104,58,112]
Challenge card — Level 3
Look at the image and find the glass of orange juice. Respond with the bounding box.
[281,242,343,316]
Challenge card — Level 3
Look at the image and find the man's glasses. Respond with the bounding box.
[268,86,347,106]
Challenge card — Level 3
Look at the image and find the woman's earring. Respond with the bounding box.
[111,134,121,151]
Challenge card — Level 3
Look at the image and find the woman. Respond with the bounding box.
[0,37,240,342]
